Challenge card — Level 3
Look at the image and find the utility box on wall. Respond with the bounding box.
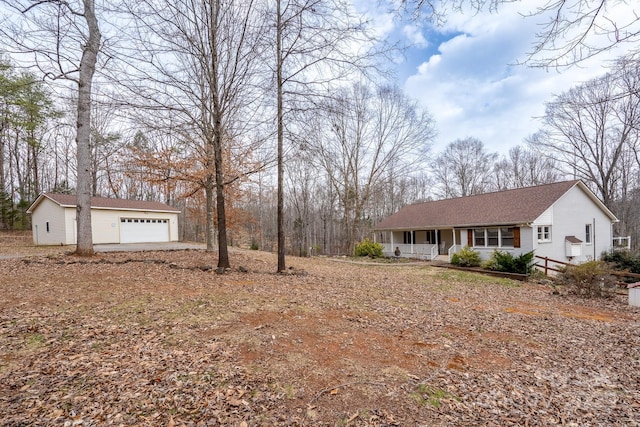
[565,236,583,258]
[629,283,640,307]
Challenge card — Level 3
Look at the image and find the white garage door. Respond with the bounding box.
[119,218,170,243]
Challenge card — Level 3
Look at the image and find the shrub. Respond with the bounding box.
[483,250,534,275]
[558,260,617,298]
[492,250,516,272]
[602,250,640,274]
[481,256,499,271]
[513,251,535,275]
[450,246,481,267]
[354,238,384,258]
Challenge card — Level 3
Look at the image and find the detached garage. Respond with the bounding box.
[27,193,180,245]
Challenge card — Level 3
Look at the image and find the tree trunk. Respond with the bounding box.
[0,124,5,193]
[205,174,215,252]
[209,0,230,270]
[276,0,286,272]
[30,136,39,197]
[214,142,230,269]
[75,0,100,257]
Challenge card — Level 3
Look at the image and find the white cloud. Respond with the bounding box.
[402,2,618,155]
[402,24,428,48]
[352,0,395,40]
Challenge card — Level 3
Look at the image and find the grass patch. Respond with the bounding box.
[412,384,459,407]
[25,333,45,348]
[434,270,519,287]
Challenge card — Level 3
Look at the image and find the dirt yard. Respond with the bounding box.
[0,243,639,426]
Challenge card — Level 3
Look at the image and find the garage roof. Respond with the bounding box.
[27,193,181,214]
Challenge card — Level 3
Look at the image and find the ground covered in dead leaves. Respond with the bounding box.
[0,247,639,426]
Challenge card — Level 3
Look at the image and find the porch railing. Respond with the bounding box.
[381,243,437,260]
[613,236,631,250]
[430,245,438,261]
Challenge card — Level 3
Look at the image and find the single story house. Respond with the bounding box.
[374,180,619,263]
[27,193,180,245]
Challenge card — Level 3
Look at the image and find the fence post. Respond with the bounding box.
[544,257,549,276]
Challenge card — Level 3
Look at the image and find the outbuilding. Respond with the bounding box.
[27,193,180,245]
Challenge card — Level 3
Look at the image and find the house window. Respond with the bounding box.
[501,228,514,247]
[46,222,50,233]
[473,227,515,247]
[585,224,592,244]
[474,229,486,246]
[537,225,551,242]
[487,228,499,246]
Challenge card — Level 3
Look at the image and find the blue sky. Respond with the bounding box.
[358,1,629,155]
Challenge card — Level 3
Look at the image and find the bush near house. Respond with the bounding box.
[354,238,384,258]
[450,246,482,267]
[483,250,535,275]
[602,249,640,274]
[558,260,617,298]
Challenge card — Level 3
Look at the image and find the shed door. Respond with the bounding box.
[120,218,169,243]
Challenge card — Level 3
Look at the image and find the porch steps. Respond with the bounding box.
[432,255,449,263]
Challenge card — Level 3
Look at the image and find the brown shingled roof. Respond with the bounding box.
[374,180,600,230]
[30,193,180,213]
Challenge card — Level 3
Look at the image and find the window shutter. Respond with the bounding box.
[513,228,521,248]
[467,229,473,246]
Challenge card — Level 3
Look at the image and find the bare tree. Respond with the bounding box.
[493,145,561,190]
[309,83,435,253]
[1,0,101,255]
[532,67,640,206]
[120,0,266,269]
[433,137,497,198]
[270,0,376,271]
[89,100,122,197]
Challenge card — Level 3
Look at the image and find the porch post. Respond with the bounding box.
[390,231,394,250]
[453,228,457,247]
[435,229,439,255]
[411,230,414,254]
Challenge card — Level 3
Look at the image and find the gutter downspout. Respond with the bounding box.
[593,218,596,260]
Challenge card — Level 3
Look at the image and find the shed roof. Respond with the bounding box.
[374,180,617,230]
[27,193,181,214]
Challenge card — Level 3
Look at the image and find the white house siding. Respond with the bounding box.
[534,185,612,262]
[64,208,76,244]
[91,209,122,244]
[30,198,67,245]
[535,206,553,226]
[33,205,179,245]
[91,209,179,244]
[461,229,470,247]
[520,226,534,257]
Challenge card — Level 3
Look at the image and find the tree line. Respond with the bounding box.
[0,0,639,267]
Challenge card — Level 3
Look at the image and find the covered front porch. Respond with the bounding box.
[375,229,462,261]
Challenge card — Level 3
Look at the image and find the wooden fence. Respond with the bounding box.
[534,255,568,275]
[535,255,640,286]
